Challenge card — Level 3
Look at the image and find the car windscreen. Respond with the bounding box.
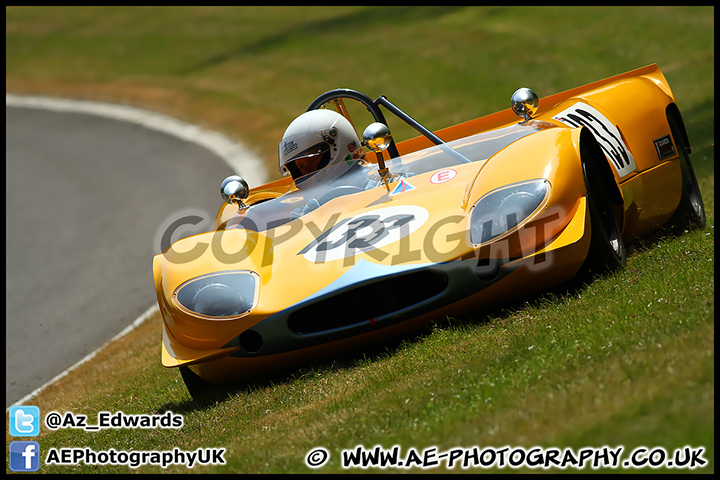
[230,122,547,232]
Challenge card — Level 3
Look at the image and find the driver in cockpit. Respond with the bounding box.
[279,109,371,219]
[278,109,365,182]
[278,109,409,219]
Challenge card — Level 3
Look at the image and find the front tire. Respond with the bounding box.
[579,156,627,276]
[179,365,209,400]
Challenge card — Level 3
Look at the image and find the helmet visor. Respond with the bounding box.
[286,142,331,179]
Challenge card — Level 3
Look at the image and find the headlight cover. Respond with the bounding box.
[469,179,550,246]
[173,271,259,319]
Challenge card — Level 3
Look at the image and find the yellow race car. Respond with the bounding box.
[153,64,705,397]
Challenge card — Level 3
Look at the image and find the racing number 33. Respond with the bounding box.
[553,103,637,178]
[299,206,429,263]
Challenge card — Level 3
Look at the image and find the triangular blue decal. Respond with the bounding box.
[390,179,416,196]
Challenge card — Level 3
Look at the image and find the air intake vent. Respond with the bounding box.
[287,270,448,335]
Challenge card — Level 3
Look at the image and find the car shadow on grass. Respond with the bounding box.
[153,332,426,414]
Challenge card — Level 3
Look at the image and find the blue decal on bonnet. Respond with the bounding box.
[390,179,416,195]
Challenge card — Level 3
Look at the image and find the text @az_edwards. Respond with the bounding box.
[44,410,183,431]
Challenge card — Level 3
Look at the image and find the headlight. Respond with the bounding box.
[173,271,258,318]
[469,179,549,246]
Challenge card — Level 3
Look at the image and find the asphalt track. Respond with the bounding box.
[6,100,265,407]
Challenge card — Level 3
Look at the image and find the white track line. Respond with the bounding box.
[6,94,269,409]
[5,94,269,186]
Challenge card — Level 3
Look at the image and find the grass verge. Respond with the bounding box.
[6,219,713,473]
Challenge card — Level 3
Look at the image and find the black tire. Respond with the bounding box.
[179,365,209,400]
[665,116,706,231]
[579,158,627,276]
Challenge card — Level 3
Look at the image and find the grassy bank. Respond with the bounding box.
[7,224,714,473]
[6,6,715,179]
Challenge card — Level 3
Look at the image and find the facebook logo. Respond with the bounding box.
[9,405,41,436]
[9,441,41,472]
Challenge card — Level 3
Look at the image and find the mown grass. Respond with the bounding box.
[7,223,714,473]
[6,6,713,474]
[6,6,715,176]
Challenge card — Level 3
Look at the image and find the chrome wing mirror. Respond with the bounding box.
[511,87,539,122]
[362,122,393,153]
[362,122,393,189]
[221,175,249,210]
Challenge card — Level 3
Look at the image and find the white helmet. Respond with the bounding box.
[278,109,364,180]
